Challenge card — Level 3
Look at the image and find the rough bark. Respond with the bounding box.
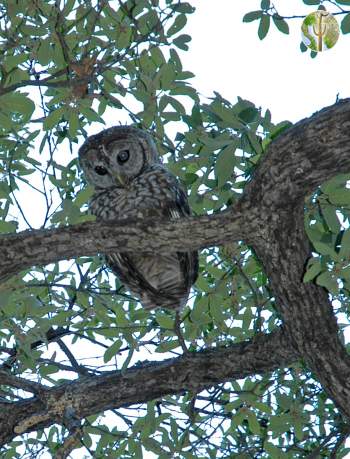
[0,329,296,445]
[1,99,350,444]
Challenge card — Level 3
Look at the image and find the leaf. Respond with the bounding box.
[3,54,28,72]
[0,221,17,233]
[79,106,105,124]
[321,204,340,234]
[269,120,293,140]
[263,442,284,458]
[339,231,350,260]
[0,93,35,122]
[328,189,350,206]
[155,340,179,352]
[0,112,12,129]
[261,0,270,9]
[341,13,350,34]
[243,11,262,23]
[302,0,320,4]
[246,411,261,435]
[258,14,270,40]
[272,15,289,34]
[316,271,339,294]
[312,240,338,260]
[103,339,122,363]
[155,312,174,329]
[74,185,95,207]
[303,259,322,282]
[173,34,191,50]
[238,107,258,123]
[167,13,187,36]
[173,3,195,14]
[300,41,308,52]
[116,27,132,50]
[43,107,65,130]
[215,142,238,187]
[68,110,80,138]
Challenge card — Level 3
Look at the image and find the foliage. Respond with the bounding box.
[0,0,350,458]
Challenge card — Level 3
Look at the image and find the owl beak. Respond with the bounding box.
[114,172,126,186]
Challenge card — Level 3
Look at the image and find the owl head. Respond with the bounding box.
[78,126,160,189]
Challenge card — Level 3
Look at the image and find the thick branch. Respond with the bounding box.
[242,98,350,212]
[241,99,350,417]
[0,211,246,282]
[0,328,297,446]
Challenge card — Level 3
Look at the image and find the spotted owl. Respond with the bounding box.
[78,126,198,311]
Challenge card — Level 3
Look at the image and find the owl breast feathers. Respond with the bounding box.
[78,126,198,310]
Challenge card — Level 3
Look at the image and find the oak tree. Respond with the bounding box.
[1,0,350,457]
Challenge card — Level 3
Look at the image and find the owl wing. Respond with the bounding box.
[106,182,198,301]
[164,184,199,290]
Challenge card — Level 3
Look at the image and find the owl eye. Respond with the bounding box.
[94,165,108,176]
[117,149,130,165]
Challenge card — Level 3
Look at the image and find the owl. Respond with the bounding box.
[78,126,198,311]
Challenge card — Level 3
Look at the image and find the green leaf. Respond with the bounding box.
[246,411,261,435]
[0,220,17,233]
[312,240,338,260]
[261,0,270,9]
[264,442,284,458]
[258,14,270,40]
[300,41,307,52]
[43,107,65,130]
[339,231,350,259]
[269,120,293,140]
[3,54,28,72]
[321,204,340,234]
[173,34,191,50]
[167,14,187,36]
[0,93,35,122]
[156,312,174,329]
[0,112,12,129]
[74,185,95,207]
[155,340,179,352]
[316,271,338,294]
[238,107,258,123]
[302,0,320,4]
[116,27,132,50]
[341,13,350,34]
[215,142,238,187]
[103,339,122,363]
[173,2,195,14]
[68,110,80,138]
[272,15,289,34]
[243,11,262,22]
[303,259,322,282]
[328,189,350,206]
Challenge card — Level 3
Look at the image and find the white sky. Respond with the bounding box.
[182,1,349,123]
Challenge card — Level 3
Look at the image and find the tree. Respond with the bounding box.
[1,0,350,457]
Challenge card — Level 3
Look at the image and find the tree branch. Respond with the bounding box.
[0,211,246,282]
[0,328,296,446]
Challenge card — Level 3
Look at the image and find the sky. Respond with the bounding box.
[182,0,350,124]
